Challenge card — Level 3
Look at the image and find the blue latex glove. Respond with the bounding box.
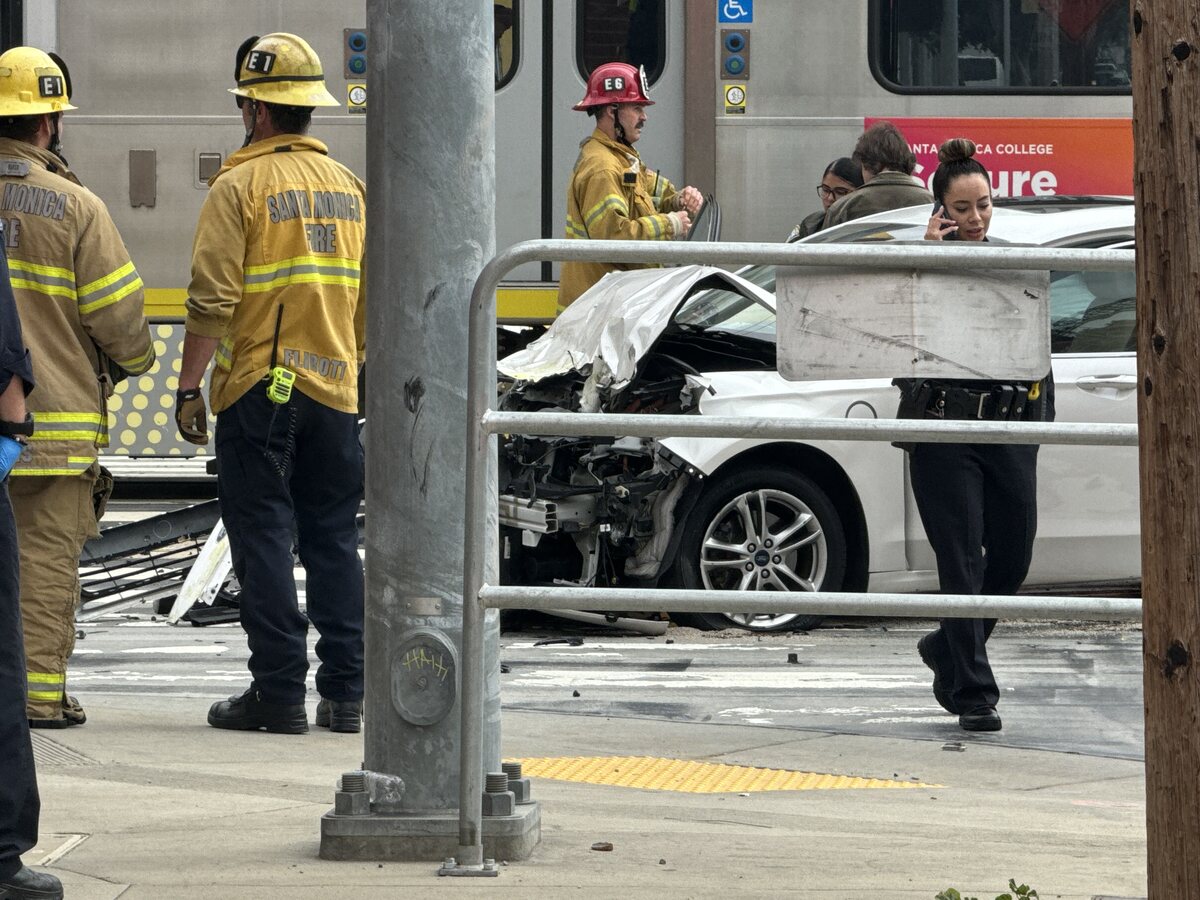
[0,434,21,479]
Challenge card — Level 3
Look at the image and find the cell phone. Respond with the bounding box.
[932,203,959,240]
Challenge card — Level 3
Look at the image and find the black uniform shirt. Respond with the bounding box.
[0,244,34,398]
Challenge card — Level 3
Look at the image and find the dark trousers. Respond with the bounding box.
[0,481,39,879]
[216,386,364,705]
[910,442,1039,712]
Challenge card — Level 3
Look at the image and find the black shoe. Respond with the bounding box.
[917,632,958,715]
[315,698,362,733]
[207,686,308,734]
[28,717,74,730]
[0,864,63,899]
[28,694,86,730]
[959,705,1002,732]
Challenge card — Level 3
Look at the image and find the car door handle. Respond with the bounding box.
[1075,374,1137,391]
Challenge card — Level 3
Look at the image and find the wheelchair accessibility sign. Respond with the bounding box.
[719,0,753,23]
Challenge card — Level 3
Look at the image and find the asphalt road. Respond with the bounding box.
[81,497,1145,761]
[69,611,1143,761]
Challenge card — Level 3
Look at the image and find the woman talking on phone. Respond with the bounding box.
[901,138,1054,732]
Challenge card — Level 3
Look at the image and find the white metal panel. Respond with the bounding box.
[776,264,1050,381]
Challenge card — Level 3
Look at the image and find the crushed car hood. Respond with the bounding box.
[498,265,774,390]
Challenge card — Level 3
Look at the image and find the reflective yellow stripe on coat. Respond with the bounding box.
[78,261,143,314]
[242,256,361,293]
[10,457,96,476]
[8,259,75,301]
[26,671,65,702]
[28,411,104,442]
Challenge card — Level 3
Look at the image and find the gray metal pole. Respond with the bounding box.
[323,2,538,863]
[364,0,499,825]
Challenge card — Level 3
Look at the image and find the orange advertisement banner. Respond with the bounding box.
[865,117,1133,198]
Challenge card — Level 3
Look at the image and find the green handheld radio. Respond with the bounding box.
[267,305,295,405]
[267,366,296,403]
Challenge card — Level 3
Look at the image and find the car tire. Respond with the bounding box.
[670,466,846,632]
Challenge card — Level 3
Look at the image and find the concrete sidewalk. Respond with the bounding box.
[27,693,1146,899]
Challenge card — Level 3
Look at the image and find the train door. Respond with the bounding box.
[495,0,686,303]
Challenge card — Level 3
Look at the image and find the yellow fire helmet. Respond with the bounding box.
[0,47,76,117]
[231,33,339,108]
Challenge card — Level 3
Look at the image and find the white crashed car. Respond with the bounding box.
[497,199,1138,631]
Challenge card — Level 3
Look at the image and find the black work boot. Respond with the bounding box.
[959,705,1003,732]
[916,631,958,715]
[0,865,64,899]
[28,693,87,730]
[208,685,308,734]
[315,698,363,733]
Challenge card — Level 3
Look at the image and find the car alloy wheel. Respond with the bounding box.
[673,466,847,632]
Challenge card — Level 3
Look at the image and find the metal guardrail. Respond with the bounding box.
[484,410,1138,446]
[455,238,1139,866]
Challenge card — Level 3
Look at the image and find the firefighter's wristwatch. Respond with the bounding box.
[0,412,33,443]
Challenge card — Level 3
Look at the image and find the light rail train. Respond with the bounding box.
[0,0,1132,457]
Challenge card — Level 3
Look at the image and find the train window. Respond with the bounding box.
[495,1,519,90]
[576,0,666,87]
[0,0,22,53]
[871,0,1131,93]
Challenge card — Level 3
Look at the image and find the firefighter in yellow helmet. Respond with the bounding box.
[557,62,704,311]
[0,47,154,730]
[178,34,367,734]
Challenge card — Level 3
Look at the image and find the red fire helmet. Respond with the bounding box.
[573,61,654,110]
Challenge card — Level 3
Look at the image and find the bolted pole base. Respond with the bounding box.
[319,801,540,862]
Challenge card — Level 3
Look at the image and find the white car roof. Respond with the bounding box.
[806,201,1134,247]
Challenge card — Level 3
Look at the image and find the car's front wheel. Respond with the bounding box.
[671,466,846,632]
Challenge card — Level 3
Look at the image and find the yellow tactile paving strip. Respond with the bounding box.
[514,756,938,794]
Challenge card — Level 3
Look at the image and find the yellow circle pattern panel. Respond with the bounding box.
[105,321,215,458]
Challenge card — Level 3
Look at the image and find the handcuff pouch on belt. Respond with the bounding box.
[891,378,1045,452]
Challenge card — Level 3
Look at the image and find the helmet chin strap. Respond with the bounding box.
[241,99,258,148]
[611,105,632,146]
[48,113,67,166]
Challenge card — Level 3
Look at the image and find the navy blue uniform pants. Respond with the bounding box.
[910,442,1039,713]
[216,386,364,706]
[0,480,39,879]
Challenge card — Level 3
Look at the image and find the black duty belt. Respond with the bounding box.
[927,383,1029,421]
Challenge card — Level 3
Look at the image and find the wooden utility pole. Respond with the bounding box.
[1131,0,1200,894]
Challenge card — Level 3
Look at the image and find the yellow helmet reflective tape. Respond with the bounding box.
[231,33,339,108]
[0,47,76,117]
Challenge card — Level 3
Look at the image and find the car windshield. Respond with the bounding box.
[674,266,778,341]
[670,209,1131,350]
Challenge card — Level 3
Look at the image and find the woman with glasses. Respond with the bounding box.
[786,157,863,241]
